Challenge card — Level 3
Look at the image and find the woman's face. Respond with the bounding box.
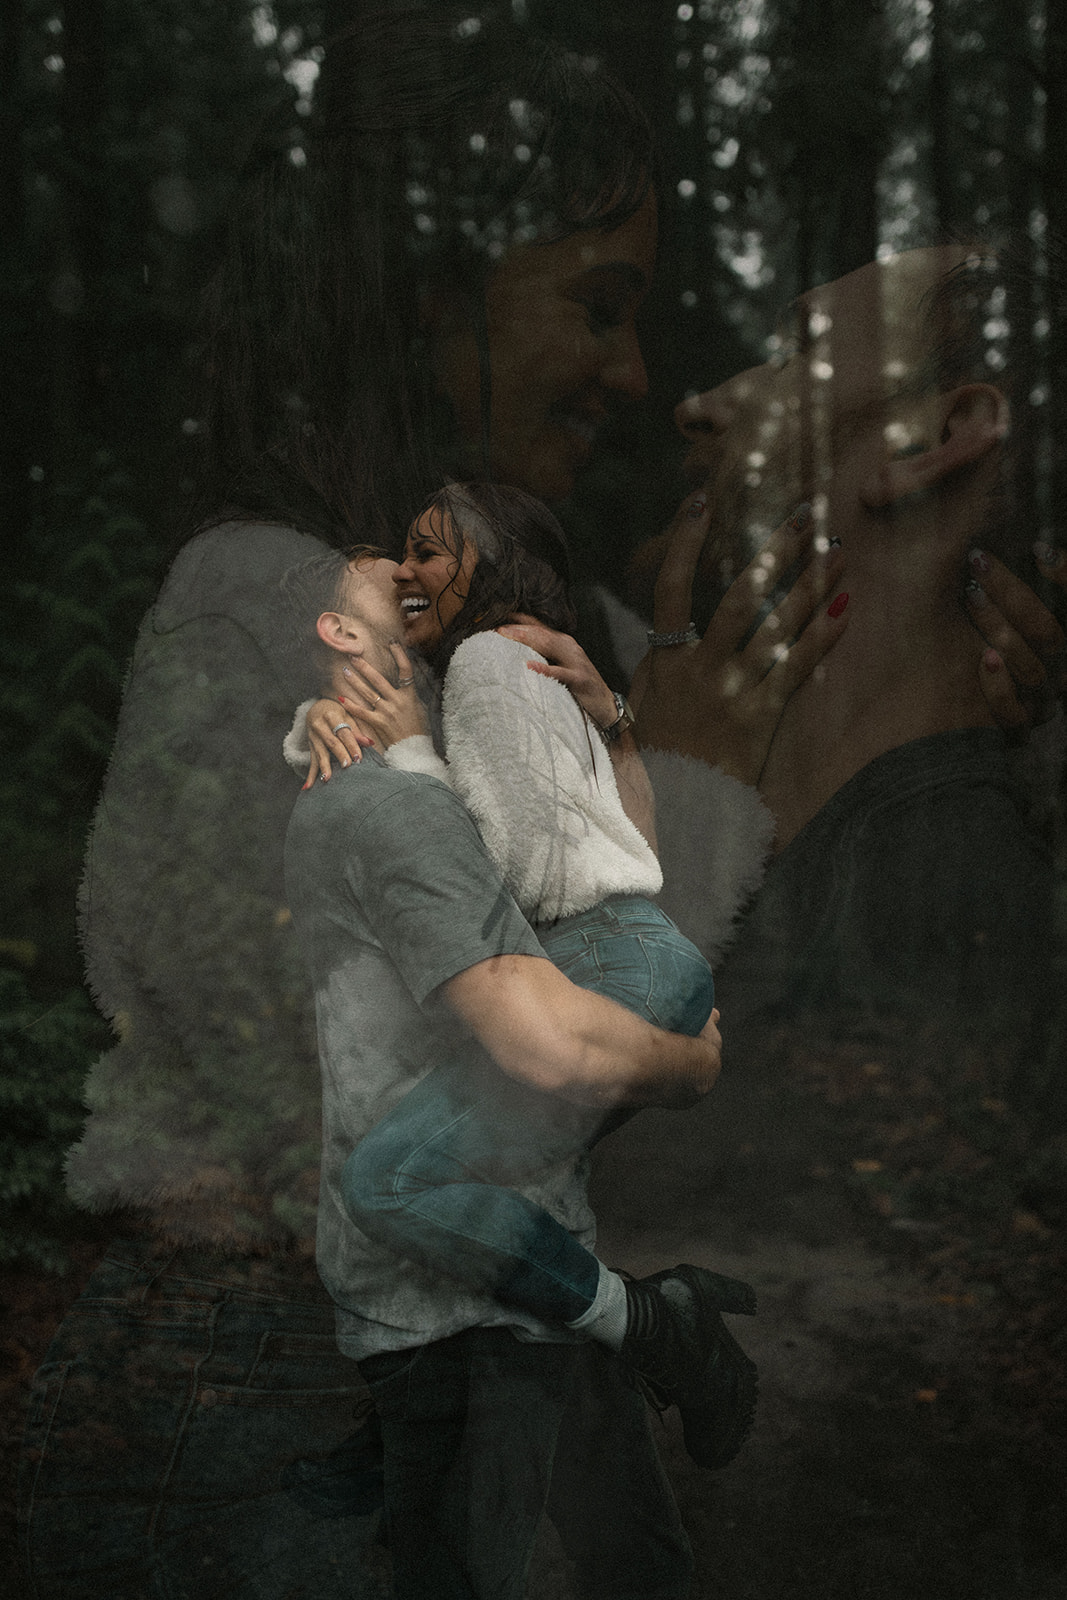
[428,190,658,502]
[393,509,478,652]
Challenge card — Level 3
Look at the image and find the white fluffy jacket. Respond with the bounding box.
[387,631,661,923]
[287,628,776,957]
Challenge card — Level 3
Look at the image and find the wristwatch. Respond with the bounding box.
[599,692,635,744]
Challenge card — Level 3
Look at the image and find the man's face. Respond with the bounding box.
[335,556,403,672]
[432,191,658,502]
[675,247,967,557]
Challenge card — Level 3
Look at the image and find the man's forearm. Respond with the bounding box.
[442,954,720,1109]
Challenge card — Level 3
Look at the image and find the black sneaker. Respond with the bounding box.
[618,1264,757,1470]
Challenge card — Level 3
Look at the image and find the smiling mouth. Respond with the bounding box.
[400,596,431,620]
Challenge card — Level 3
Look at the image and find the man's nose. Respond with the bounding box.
[601,323,649,401]
[673,386,737,440]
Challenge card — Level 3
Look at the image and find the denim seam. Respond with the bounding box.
[146,1298,222,1553]
[392,1108,594,1310]
[20,1359,72,1598]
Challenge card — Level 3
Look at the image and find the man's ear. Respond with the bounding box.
[316,612,365,656]
[860,384,1010,509]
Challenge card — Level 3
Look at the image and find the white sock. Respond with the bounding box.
[564,1262,629,1351]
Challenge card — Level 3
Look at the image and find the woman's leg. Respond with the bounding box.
[537,895,715,1039]
[343,1055,603,1322]
[342,897,715,1327]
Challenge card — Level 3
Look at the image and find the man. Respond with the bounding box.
[283,550,744,1600]
[633,244,1063,1048]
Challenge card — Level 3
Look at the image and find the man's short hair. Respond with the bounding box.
[279,544,386,697]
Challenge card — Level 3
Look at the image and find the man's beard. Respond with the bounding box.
[361,626,403,686]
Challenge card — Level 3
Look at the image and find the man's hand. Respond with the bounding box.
[630,494,849,785]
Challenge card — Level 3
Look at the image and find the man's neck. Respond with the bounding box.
[758,547,997,851]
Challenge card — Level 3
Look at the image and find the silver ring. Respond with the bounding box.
[397,676,415,687]
[332,722,351,735]
[647,624,700,648]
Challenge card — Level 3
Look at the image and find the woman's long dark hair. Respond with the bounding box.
[418,481,577,672]
[192,4,654,550]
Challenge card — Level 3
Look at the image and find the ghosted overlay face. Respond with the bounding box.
[674,246,971,562]
[431,191,658,502]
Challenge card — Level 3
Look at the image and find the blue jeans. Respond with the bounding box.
[358,1327,692,1600]
[18,1238,389,1599]
[342,896,714,1325]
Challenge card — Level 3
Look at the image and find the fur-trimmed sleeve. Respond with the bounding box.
[383,735,452,785]
[283,700,316,773]
[641,750,775,968]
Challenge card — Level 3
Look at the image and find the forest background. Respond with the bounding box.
[2,0,1066,1275]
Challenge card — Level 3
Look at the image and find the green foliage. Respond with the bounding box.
[0,455,163,985]
[0,966,109,1273]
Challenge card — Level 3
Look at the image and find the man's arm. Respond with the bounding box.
[441,953,721,1109]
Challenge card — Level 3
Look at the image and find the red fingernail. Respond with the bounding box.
[686,497,707,519]
[827,591,849,618]
[983,648,1002,672]
[969,548,990,575]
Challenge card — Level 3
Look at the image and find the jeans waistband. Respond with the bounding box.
[533,892,666,937]
[101,1234,330,1305]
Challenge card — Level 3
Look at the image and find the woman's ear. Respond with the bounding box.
[860,384,1010,508]
[316,612,365,655]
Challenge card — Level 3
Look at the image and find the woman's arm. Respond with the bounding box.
[441,632,660,923]
[496,617,658,850]
[296,644,432,780]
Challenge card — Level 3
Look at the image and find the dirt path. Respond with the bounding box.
[3,1044,1063,1599]
[534,1037,1067,1600]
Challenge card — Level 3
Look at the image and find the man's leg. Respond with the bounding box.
[18,1238,389,1600]
[546,1341,694,1600]
[360,1329,580,1600]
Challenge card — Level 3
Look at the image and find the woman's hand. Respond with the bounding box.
[304,698,373,785]
[966,545,1067,732]
[495,614,618,731]
[337,643,428,753]
[629,493,849,785]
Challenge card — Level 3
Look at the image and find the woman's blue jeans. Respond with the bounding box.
[341,895,714,1325]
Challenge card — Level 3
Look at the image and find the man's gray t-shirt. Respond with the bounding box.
[284,751,597,1359]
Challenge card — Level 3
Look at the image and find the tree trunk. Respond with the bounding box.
[1044,0,1067,538]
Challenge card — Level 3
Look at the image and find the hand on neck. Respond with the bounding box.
[759,502,999,851]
